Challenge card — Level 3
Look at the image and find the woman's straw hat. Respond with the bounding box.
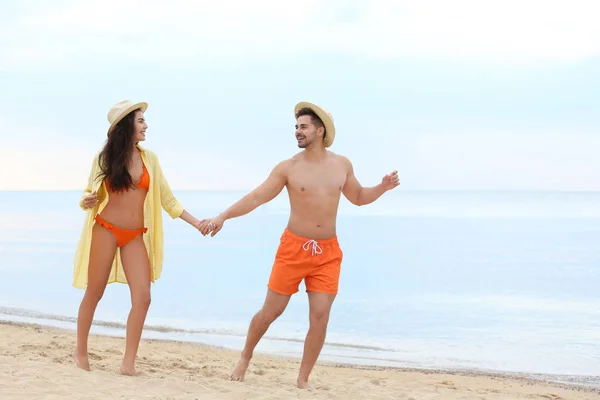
[107,100,148,135]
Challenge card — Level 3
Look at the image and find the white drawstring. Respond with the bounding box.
[302,239,322,256]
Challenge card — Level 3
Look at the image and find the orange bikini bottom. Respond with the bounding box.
[94,214,148,248]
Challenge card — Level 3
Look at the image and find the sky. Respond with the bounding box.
[1,0,599,191]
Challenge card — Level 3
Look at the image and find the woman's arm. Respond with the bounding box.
[79,153,105,210]
[154,153,201,229]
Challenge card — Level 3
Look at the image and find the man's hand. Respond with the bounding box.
[82,190,98,209]
[198,215,225,237]
[381,170,400,191]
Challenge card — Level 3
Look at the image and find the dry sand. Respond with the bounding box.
[1,321,598,400]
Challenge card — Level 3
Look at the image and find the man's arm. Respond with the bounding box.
[219,160,288,220]
[199,160,289,236]
[341,156,397,206]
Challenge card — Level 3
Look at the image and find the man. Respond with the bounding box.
[199,102,400,389]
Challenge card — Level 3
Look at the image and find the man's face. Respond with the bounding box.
[295,115,321,148]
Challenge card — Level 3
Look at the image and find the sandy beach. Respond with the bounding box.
[0,321,597,400]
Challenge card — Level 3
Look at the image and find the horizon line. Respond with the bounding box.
[1,189,599,193]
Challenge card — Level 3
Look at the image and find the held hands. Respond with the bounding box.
[82,190,98,209]
[381,170,400,190]
[198,215,225,237]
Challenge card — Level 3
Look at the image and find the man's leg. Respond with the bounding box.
[230,289,291,381]
[297,291,336,389]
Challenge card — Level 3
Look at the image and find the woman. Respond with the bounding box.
[72,100,202,375]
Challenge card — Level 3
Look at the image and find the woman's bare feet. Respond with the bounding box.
[119,362,138,376]
[72,349,90,371]
[296,380,315,391]
[229,357,250,381]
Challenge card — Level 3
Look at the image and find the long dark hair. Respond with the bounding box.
[97,109,139,191]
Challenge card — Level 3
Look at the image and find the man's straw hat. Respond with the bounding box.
[294,102,336,147]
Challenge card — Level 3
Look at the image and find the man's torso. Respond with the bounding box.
[284,152,347,239]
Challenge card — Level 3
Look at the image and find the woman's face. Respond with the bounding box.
[133,110,148,142]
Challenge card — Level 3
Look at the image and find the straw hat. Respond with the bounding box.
[107,100,148,135]
[294,101,336,147]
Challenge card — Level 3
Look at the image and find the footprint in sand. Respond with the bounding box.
[88,352,103,361]
[438,380,457,390]
[171,362,189,370]
[200,365,222,378]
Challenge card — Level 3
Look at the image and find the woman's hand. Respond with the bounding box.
[82,191,98,209]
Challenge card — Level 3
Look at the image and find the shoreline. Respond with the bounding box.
[2,319,599,399]
[2,308,598,388]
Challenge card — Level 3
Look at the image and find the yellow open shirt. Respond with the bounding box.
[72,145,184,289]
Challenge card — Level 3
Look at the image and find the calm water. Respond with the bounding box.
[0,190,599,384]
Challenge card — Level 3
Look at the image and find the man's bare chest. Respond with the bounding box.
[287,169,346,196]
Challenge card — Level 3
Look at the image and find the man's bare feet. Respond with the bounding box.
[119,363,138,376]
[296,380,315,391]
[229,357,250,382]
[72,349,90,371]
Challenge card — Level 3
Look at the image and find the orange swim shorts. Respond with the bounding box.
[267,229,343,295]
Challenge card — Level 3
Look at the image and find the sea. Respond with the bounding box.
[0,190,598,388]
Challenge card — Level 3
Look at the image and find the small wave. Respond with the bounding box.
[0,306,394,352]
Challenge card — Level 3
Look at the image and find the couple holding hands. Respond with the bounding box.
[72,99,399,389]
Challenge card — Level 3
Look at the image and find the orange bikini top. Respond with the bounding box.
[137,164,150,190]
[106,163,150,192]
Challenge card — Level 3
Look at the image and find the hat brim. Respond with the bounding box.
[108,102,148,135]
[294,102,335,147]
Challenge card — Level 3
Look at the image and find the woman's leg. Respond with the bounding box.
[74,223,117,370]
[119,234,151,376]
